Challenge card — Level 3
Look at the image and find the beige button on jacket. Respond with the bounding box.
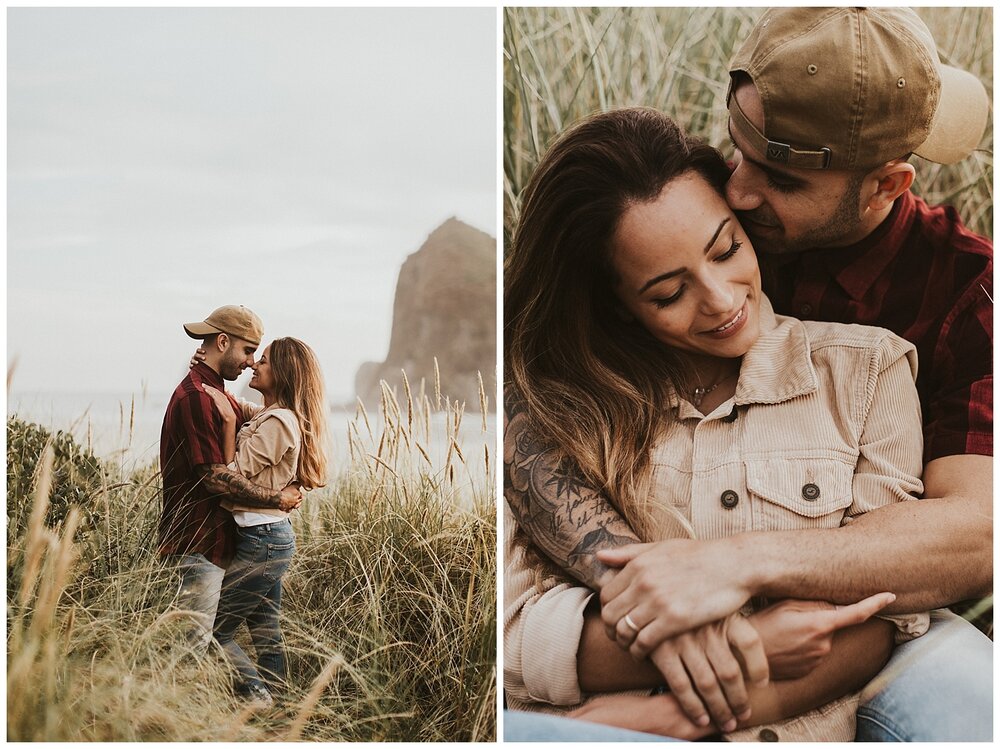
[504,300,930,742]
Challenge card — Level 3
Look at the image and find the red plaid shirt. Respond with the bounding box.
[763,190,993,463]
[159,363,247,567]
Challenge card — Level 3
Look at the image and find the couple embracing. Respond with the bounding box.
[504,7,991,742]
[158,304,329,707]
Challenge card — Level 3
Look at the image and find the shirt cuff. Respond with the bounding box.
[520,585,595,705]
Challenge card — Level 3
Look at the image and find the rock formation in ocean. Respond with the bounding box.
[355,217,496,411]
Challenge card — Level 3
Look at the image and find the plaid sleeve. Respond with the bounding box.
[177,391,227,467]
[924,278,993,461]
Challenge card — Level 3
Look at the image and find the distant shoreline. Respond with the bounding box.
[7,390,496,464]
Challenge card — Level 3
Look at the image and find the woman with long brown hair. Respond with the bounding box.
[203,336,328,706]
[503,108,928,740]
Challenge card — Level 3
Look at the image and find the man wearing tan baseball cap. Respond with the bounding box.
[159,304,301,654]
[725,7,990,252]
[183,304,264,345]
[504,8,991,744]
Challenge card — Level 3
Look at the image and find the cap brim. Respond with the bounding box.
[915,65,989,164]
[183,321,222,339]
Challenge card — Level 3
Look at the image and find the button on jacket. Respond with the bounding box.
[504,299,930,742]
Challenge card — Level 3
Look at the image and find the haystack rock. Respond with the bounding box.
[355,217,496,411]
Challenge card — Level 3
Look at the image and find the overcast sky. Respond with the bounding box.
[8,7,496,400]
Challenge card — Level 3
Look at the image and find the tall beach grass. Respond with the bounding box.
[7,373,496,741]
[504,7,993,243]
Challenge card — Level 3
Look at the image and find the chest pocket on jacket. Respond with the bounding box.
[745,457,854,532]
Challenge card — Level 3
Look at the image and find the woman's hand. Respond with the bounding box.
[202,384,236,424]
[189,347,207,369]
[646,612,769,732]
[569,692,715,741]
[598,538,752,658]
[748,592,895,680]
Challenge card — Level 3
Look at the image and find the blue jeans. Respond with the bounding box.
[213,520,296,695]
[857,609,993,741]
[171,553,225,655]
[504,710,678,742]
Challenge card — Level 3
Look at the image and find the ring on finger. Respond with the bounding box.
[622,613,641,633]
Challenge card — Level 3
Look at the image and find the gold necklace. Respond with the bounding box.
[691,372,735,408]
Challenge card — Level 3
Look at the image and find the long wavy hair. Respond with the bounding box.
[505,107,730,536]
[268,337,329,490]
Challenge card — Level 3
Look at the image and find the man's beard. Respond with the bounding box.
[742,174,865,254]
[219,352,244,380]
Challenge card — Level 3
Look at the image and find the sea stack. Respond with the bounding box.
[355,217,496,411]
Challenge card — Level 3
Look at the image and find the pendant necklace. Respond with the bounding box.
[691,372,735,408]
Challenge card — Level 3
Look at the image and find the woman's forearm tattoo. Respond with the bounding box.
[504,394,638,589]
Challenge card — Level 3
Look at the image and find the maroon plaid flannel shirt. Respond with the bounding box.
[763,190,993,463]
[159,362,247,568]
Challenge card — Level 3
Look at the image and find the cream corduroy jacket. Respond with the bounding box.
[221,404,301,518]
[504,301,930,742]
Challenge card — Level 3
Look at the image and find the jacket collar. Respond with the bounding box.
[735,296,817,405]
[667,296,817,417]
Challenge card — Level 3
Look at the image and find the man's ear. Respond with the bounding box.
[865,161,915,213]
[216,332,231,352]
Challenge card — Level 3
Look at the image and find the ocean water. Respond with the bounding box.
[7,390,496,480]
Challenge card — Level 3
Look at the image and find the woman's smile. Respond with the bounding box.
[611,172,762,359]
[699,301,748,338]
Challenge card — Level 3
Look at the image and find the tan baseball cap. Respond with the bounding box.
[728,7,990,171]
[184,305,264,345]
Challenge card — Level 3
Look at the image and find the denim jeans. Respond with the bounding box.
[856,608,993,741]
[171,553,226,655]
[213,519,296,695]
[504,710,679,742]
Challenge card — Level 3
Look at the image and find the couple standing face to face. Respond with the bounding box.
[215,338,275,397]
[184,304,274,397]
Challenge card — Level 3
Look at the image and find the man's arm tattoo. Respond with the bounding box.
[504,390,639,590]
[198,464,282,509]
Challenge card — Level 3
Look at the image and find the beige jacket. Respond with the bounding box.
[504,301,930,742]
[221,404,301,517]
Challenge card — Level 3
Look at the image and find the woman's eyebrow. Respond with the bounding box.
[702,217,730,254]
[637,217,730,294]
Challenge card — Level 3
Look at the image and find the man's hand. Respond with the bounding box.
[569,692,714,741]
[646,613,769,731]
[200,464,300,511]
[278,484,302,512]
[598,538,753,658]
[748,592,895,680]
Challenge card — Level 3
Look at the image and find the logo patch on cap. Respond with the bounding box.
[766,141,790,163]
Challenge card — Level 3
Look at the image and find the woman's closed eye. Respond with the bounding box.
[716,238,742,262]
[653,286,685,308]
[651,240,742,308]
